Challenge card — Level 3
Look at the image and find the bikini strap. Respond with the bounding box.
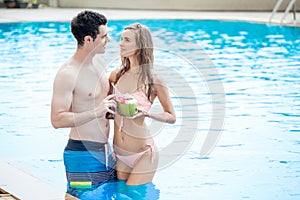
[119,116,124,132]
[146,144,155,164]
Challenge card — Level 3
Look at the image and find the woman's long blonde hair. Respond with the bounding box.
[114,23,154,101]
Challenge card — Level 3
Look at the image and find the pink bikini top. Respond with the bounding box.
[132,91,152,112]
[112,82,151,112]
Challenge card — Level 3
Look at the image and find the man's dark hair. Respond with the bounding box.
[71,10,107,46]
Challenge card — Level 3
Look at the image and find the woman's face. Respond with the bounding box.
[119,29,138,58]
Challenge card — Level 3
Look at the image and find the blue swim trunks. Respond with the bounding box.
[63,139,117,195]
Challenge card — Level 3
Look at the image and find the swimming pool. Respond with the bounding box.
[0,19,300,199]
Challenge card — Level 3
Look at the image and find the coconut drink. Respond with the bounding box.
[116,93,138,117]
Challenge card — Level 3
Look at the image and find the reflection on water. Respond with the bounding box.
[0,20,300,199]
[73,181,159,200]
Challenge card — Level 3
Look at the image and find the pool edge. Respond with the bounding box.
[0,8,299,27]
[0,160,78,200]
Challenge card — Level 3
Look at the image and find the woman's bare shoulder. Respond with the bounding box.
[152,72,164,85]
[109,67,121,83]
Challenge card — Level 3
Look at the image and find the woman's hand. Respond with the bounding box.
[125,108,149,119]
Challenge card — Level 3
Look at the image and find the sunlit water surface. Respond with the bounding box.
[0,20,300,199]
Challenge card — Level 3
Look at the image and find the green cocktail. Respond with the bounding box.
[116,96,138,117]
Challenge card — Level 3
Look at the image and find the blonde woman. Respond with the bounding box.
[109,23,176,186]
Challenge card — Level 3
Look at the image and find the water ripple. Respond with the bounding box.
[0,20,299,200]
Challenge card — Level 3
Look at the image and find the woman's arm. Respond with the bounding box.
[146,74,176,124]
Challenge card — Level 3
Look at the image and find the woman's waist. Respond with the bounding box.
[113,135,154,153]
[113,138,155,155]
[113,122,150,140]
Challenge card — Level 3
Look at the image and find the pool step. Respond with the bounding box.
[0,161,78,200]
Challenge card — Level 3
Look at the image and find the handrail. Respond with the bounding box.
[280,0,296,24]
[269,0,297,24]
[269,0,284,23]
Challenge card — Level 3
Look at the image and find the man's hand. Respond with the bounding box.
[95,94,117,118]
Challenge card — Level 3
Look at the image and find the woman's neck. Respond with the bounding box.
[128,56,139,71]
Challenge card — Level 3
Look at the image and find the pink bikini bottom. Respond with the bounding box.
[114,144,155,168]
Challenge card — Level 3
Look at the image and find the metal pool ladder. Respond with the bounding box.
[269,0,297,24]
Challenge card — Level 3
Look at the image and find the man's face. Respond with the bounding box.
[93,24,109,54]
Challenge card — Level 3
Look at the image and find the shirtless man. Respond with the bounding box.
[50,10,116,196]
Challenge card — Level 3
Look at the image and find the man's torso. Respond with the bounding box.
[69,62,110,142]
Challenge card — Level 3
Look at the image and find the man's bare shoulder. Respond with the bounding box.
[53,61,80,87]
[56,61,79,78]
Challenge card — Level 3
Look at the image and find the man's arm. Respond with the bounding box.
[51,68,116,129]
[51,68,91,128]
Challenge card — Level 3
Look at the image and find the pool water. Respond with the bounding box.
[0,20,300,199]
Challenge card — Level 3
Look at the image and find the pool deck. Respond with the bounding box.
[0,7,299,26]
[0,6,299,200]
[0,160,78,200]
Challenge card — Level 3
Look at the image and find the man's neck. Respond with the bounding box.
[72,48,94,66]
